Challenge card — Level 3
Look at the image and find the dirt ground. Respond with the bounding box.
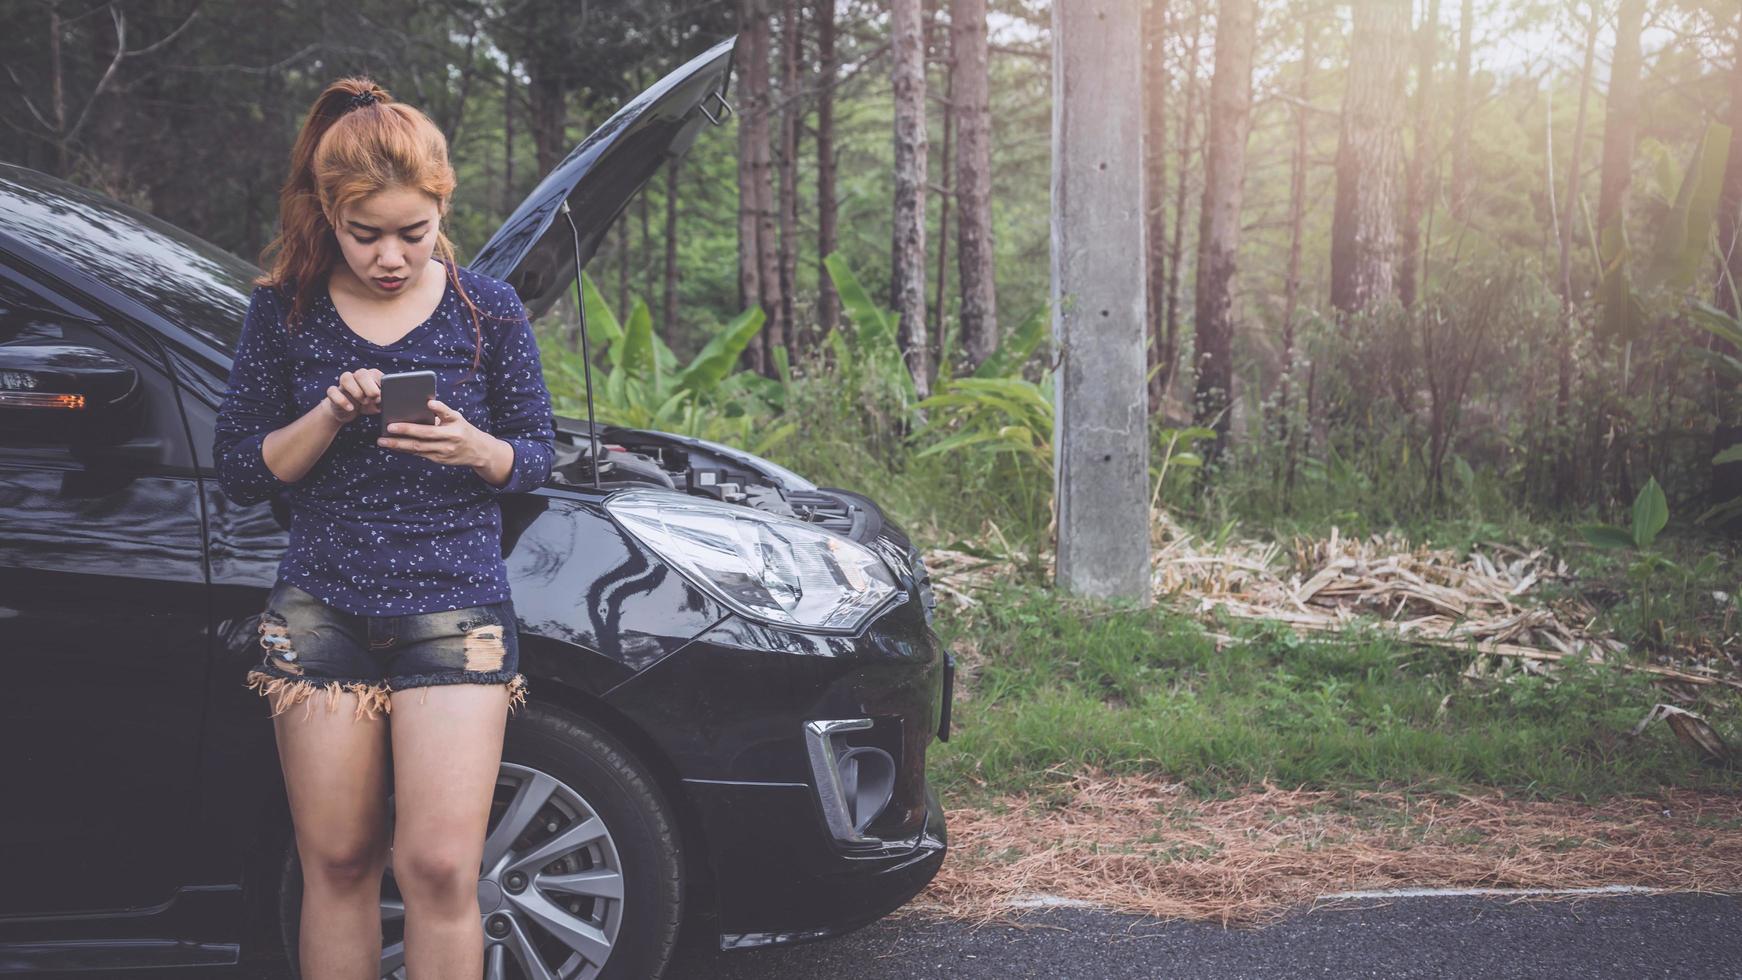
[915,773,1742,924]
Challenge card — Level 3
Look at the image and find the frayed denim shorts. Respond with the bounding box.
[244,578,528,721]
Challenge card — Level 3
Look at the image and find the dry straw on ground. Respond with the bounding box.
[918,518,1742,922]
[924,512,1740,691]
[913,772,1742,924]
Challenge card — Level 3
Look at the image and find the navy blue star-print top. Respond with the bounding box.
[213,261,556,616]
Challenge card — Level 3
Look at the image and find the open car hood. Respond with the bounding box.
[469,36,736,319]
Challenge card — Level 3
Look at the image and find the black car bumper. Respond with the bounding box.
[599,572,952,950]
[686,777,947,949]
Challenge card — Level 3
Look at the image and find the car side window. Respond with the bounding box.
[0,270,70,344]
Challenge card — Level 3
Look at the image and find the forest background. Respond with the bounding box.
[5,0,1742,820]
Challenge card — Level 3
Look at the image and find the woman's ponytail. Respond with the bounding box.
[255,77,393,331]
[254,76,488,375]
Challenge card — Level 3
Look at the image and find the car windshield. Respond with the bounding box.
[0,164,255,354]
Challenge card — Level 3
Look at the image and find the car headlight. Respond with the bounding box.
[605,489,903,632]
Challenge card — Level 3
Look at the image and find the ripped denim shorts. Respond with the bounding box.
[244,578,528,721]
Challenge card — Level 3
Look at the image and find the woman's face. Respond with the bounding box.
[332,185,442,298]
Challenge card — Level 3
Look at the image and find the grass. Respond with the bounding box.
[720,358,1742,804]
[929,584,1742,804]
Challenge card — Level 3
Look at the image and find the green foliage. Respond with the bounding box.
[1571,533,1736,659]
[1563,479,1736,658]
[1685,302,1742,526]
[822,252,920,418]
[1578,477,1667,551]
[541,280,794,457]
[931,585,1735,801]
[914,378,1053,463]
[676,305,766,394]
[1600,123,1733,341]
[970,305,1049,379]
[1216,261,1557,529]
[1151,424,1213,506]
[1644,124,1732,294]
[908,375,1055,559]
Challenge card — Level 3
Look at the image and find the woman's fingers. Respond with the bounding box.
[337,370,383,416]
[339,371,371,404]
[427,398,463,424]
[325,385,355,420]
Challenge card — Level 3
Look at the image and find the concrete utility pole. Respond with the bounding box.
[1050,0,1151,601]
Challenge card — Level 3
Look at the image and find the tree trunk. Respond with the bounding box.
[1552,3,1599,503]
[1281,15,1313,500]
[1556,8,1597,310]
[952,0,997,374]
[891,0,931,397]
[1398,0,1440,308]
[50,1,66,176]
[1711,13,1742,520]
[1597,0,1645,234]
[754,10,783,375]
[815,0,840,339]
[1192,0,1256,452]
[778,0,801,361]
[1162,3,1203,405]
[933,5,955,383]
[1330,0,1410,317]
[503,64,516,220]
[1449,0,1473,220]
[1142,0,1169,413]
[1714,14,1742,317]
[736,0,768,373]
[1051,0,1151,600]
[526,64,567,177]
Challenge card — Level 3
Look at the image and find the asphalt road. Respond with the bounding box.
[668,894,1742,980]
[109,892,1742,980]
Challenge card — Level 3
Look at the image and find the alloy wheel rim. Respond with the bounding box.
[376,761,625,980]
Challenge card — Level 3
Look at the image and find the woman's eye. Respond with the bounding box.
[354,235,378,245]
[405,235,426,244]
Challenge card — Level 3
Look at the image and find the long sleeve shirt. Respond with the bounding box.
[213,261,556,616]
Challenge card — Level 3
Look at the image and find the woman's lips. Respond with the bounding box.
[374,276,405,291]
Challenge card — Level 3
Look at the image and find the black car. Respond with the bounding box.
[0,37,950,979]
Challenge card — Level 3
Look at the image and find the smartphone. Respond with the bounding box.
[379,370,437,427]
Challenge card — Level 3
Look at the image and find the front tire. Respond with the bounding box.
[279,701,685,979]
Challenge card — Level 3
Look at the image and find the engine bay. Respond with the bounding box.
[547,420,876,542]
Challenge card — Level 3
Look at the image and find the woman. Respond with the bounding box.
[212,76,556,979]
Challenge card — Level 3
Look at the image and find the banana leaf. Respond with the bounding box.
[677,306,765,395]
[578,273,626,361]
[972,305,1050,379]
[1645,123,1731,293]
[621,297,655,378]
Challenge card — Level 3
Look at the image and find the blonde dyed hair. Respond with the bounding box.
[256,76,487,374]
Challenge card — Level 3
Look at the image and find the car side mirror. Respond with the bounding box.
[0,341,143,443]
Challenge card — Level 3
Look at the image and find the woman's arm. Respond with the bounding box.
[266,365,385,481]
[470,434,518,489]
[215,288,378,502]
[473,281,556,495]
[260,402,349,483]
[214,288,307,505]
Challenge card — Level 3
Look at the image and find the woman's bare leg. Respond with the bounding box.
[388,683,511,980]
[274,693,392,980]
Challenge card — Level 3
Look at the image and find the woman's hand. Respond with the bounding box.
[324,368,384,425]
[376,397,496,468]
